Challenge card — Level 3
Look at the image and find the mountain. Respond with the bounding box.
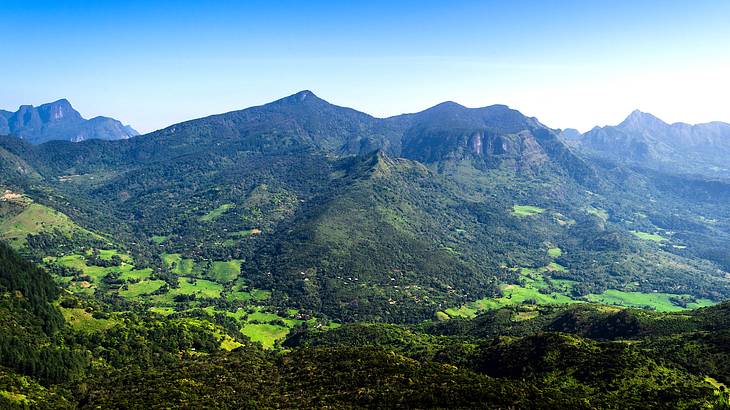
[0,99,138,144]
[0,91,729,326]
[579,110,730,177]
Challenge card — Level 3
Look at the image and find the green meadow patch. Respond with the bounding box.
[241,323,290,349]
[209,260,242,282]
[149,306,175,316]
[444,268,578,318]
[585,206,609,221]
[161,253,198,275]
[631,230,668,242]
[119,268,153,281]
[512,205,545,217]
[46,253,137,284]
[60,307,117,332]
[119,280,166,298]
[151,235,168,244]
[94,249,132,262]
[231,229,262,237]
[200,203,234,222]
[250,289,272,301]
[548,247,562,258]
[547,262,567,272]
[168,277,223,299]
[585,289,715,312]
[0,202,100,247]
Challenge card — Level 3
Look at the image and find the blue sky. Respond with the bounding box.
[2,0,729,133]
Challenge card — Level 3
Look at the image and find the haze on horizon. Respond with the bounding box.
[1,0,729,134]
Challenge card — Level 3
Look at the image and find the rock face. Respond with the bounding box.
[579,110,730,177]
[0,99,138,144]
[559,128,582,141]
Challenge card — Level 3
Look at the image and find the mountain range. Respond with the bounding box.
[0,99,138,144]
[573,110,730,177]
[0,90,728,323]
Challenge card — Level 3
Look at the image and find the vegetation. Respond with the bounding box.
[631,230,669,242]
[2,91,730,407]
[512,204,546,217]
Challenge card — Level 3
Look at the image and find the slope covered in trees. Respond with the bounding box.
[0,242,729,408]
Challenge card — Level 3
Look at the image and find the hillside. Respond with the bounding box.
[1,241,729,408]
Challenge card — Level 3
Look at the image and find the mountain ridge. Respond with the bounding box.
[1,90,729,325]
[577,110,730,177]
[0,99,138,144]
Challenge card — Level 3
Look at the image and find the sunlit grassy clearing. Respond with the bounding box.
[241,323,290,349]
[59,307,117,332]
[161,253,197,275]
[168,277,223,299]
[200,203,234,222]
[548,247,562,258]
[119,280,166,298]
[209,260,242,282]
[585,289,714,312]
[512,205,545,217]
[631,230,668,242]
[151,235,168,244]
[0,203,94,247]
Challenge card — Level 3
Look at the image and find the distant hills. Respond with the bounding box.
[4,95,730,180]
[572,110,730,177]
[0,99,138,144]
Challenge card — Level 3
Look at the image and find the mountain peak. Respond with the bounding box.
[275,90,324,105]
[618,110,667,131]
[37,99,82,122]
[425,101,467,112]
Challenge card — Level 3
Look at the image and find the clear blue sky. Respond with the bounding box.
[2,0,729,133]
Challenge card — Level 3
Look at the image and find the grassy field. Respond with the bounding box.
[0,203,98,247]
[512,205,545,217]
[59,307,117,332]
[46,253,138,283]
[226,278,272,302]
[94,249,133,262]
[231,229,261,237]
[241,323,290,349]
[441,259,715,319]
[547,262,567,272]
[585,289,715,312]
[209,260,242,282]
[149,306,175,316]
[44,249,326,351]
[548,247,562,258]
[200,203,234,222]
[631,230,668,242]
[119,280,166,298]
[151,235,168,244]
[250,289,272,301]
[119,268,153,281]
[161,253,198,275]
[167,277,223,299]
[443,268,578,318]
